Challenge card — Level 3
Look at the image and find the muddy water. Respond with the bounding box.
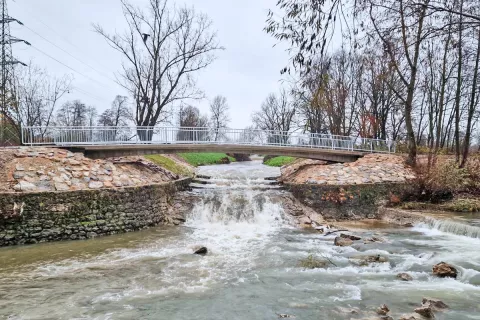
[1,161,480,319]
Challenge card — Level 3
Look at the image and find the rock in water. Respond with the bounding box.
[340,233,362,241]
[193,247,208,255]
[432,262,458,278]
[422,298,449,311]
[376,304,390,315]
[414,305,435,318]
[350,255,388,266]
[397,273,413,281]
[334,236,353,247]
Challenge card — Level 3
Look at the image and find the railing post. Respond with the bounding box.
[21,126,24,145]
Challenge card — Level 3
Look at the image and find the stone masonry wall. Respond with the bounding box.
[0,178,191,247]
[285,183,409,221]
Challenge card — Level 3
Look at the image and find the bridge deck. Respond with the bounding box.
[72,144,365,163]
[22,126,394,163]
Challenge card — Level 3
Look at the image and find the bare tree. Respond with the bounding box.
[252,90,296,144]
[98,95,131,127]
[86,106,97,127]
[15,63,71,138]
[356,0,432,165]
[461,27,480,167]
[55,100,90,127]
[98,95,132,141]
[177,104,208,141]
[94,0,223,140]
[209,95,230,141]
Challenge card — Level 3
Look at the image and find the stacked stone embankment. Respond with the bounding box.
[0,147,193,247]
[0,147,188,193]
[281,154,416,221]
[281,154,416,185]
[0,179,191,246]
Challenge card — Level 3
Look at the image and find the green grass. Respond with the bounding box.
[177,153,235,167]
[263,156,296,167]
[400,198,480,212]
[145,154,193,176]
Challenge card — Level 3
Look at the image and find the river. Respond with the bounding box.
[1,160,480,319]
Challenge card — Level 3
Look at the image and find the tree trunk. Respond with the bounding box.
[454,0,464,162]
[460,27,480,167]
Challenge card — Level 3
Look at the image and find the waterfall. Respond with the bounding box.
[419,217,480,239]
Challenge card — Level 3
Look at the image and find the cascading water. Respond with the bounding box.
[1,161,480,319]
[416,217,480,239]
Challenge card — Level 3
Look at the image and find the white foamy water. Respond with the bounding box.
[1,161,480,319]
[417,217,480,239]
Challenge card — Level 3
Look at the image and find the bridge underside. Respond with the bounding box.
[70,144,365,163]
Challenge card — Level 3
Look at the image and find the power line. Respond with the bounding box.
[31,44,107,87]
[72,87,109,104]
[30,45,110,104]
[23,24,120,87]
[11,0,118,81]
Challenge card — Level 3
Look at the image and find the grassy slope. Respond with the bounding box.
[263,156,296,167]
[145,155,193,176]
[177,153,235,167]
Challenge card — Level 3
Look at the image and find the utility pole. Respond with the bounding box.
[0,0,29,146]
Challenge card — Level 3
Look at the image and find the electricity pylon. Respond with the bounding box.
[0,0,29,145]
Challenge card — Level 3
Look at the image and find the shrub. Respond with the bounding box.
[413,160,472,202]
[443,198,480,212]
[465,154,480,190]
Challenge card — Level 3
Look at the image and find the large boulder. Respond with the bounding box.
[422,298,449,311]
[334,236,353,247]
[397,273,413,281]
[340,233,362,241]
[193,246,208,255]
[414,305,435,319]
[432,262,458,279]
[376,304,390,316]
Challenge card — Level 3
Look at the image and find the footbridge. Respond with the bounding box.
[22,126,395,163]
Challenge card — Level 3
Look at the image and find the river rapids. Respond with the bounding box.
[0,161,480,319]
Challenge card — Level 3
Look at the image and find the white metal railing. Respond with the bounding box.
[21,126,396,153]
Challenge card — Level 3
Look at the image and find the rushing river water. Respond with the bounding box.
[1,161,480,319]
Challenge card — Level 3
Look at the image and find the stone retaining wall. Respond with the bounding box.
[285,183,409,220]
[0,178,191,247]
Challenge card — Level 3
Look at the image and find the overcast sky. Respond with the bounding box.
[9,0,290,128]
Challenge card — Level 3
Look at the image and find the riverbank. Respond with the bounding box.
[0,147,196,246]
[1,159,479,319]
[0,147,194,193]
[0,178,191,246]
[274,154,416,224]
